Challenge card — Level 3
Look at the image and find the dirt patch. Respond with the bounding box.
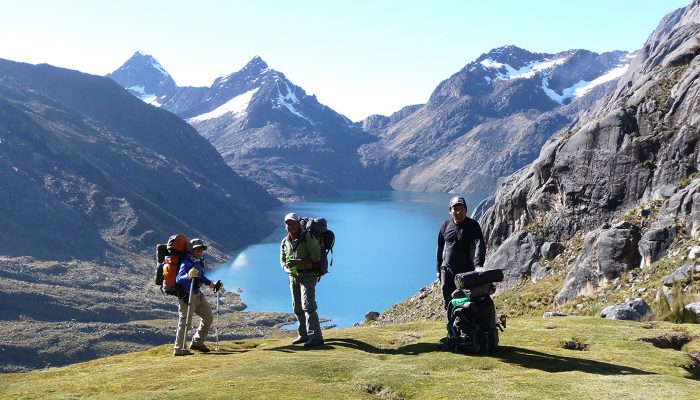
[561,339,589,351]
[682,351,700,380]
[359,384,406,400]
[639,332,694,350]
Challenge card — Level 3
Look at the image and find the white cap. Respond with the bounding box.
[284,212,300,223]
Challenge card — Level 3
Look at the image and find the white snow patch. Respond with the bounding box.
[573,64,629,97]
[188,87,260,122]
[275,81,310,122]
[128,86,162,106]
[480,57,567,80]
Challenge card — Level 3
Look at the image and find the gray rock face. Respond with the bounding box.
[662,264,700,286]
[601,298,652,321]
[541,242,565,260]
[0,58,278,259]
[479,2,700,304]
[530,262,551,282]
[360,46,631,195]
[554,223,641,306]
[638,226,676,268]
[484,231,544,290]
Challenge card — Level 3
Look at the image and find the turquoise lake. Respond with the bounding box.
[210,191,487,327]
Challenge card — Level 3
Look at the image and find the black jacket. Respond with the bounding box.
[436,217,485,274]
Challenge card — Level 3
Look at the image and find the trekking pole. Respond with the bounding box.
[215,288,220,352]
[181,277,197,352]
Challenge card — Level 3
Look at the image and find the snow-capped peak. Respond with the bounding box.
[480,57,568,80]
[188,87,260,122]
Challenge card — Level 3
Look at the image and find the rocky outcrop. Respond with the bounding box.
[554,222,641,305]
[601,298,652,321]
[480,1,700,306]
[484,231,544,290]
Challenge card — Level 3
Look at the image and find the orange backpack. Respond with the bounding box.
[154,234,189,296]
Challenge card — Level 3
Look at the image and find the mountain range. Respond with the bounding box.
[109,55,387,201]
[109,47,632,201]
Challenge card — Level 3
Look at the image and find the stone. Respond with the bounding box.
[484,231,544,291]
[684,302,700,322]
[601,298,652,321]
[530,262,552,283]
[541,241,565,260]
[555,225,641,306]
[688,246,700,260]
[543,311,569,318]
[364,311,380,322]
[662,264,699,287]
[638,226,676,268]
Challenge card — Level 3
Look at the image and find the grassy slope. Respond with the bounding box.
[1,317,699,399]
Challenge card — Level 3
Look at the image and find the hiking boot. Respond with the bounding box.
[292,336,309,345]
[303,338,324,348]
[190,342,211,353]
[173,349,193,356]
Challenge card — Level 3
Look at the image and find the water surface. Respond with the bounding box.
[210,191,487,327]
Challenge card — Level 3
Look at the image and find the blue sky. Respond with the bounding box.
[0,0,691,120]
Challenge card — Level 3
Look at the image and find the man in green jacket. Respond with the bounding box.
[280,212,324,347]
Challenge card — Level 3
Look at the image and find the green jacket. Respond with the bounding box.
[280,232,322,274]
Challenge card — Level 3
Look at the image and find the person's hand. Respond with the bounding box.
[212,280,223,292]
[187,269,199,279]
[286,258,303,267]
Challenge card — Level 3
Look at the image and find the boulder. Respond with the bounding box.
[530,262,552,283]
[484,231,544,291]
[688,246,700,260]
[601,298,652,321]
[541,241,565,260]
[662,264,700,286]
[555,223,641,306]
[638,226,676,268]
[364,311,380,322]
[684,302,700,322]
[543,311,569,318]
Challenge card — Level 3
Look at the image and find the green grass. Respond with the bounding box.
[2,317,699,399]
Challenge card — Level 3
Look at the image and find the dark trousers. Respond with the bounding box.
[440,267,472,312]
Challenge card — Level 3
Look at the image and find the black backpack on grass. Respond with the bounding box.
[298,217,335,279]
[444,269,505,354]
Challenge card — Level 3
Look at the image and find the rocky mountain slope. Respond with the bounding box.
[478,1,700,309]
[360,47,632,195]
[0,58,279,258]
[109,55,387,201]
[0,58,283,372]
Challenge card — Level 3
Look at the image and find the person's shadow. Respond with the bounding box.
[267,339,654,376]
[494,346,654,375]
[266,337,441,355]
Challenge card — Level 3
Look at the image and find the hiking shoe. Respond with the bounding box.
[173,349,193,356]
[292,336,309,345]
[190,342,211,353]
[303,338,324,348]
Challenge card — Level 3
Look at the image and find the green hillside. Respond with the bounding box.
[2,317,699,399]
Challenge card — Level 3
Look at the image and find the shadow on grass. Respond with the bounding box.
[495,346,655,375]
[265,338,441,355]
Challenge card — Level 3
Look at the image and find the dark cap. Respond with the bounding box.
[448,196,467,209]
[189,238,208,251]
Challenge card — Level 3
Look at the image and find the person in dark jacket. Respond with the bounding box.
[436,196,485,312]
[173,238,222,356]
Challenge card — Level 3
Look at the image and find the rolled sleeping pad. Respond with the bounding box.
[454,269,504,289]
